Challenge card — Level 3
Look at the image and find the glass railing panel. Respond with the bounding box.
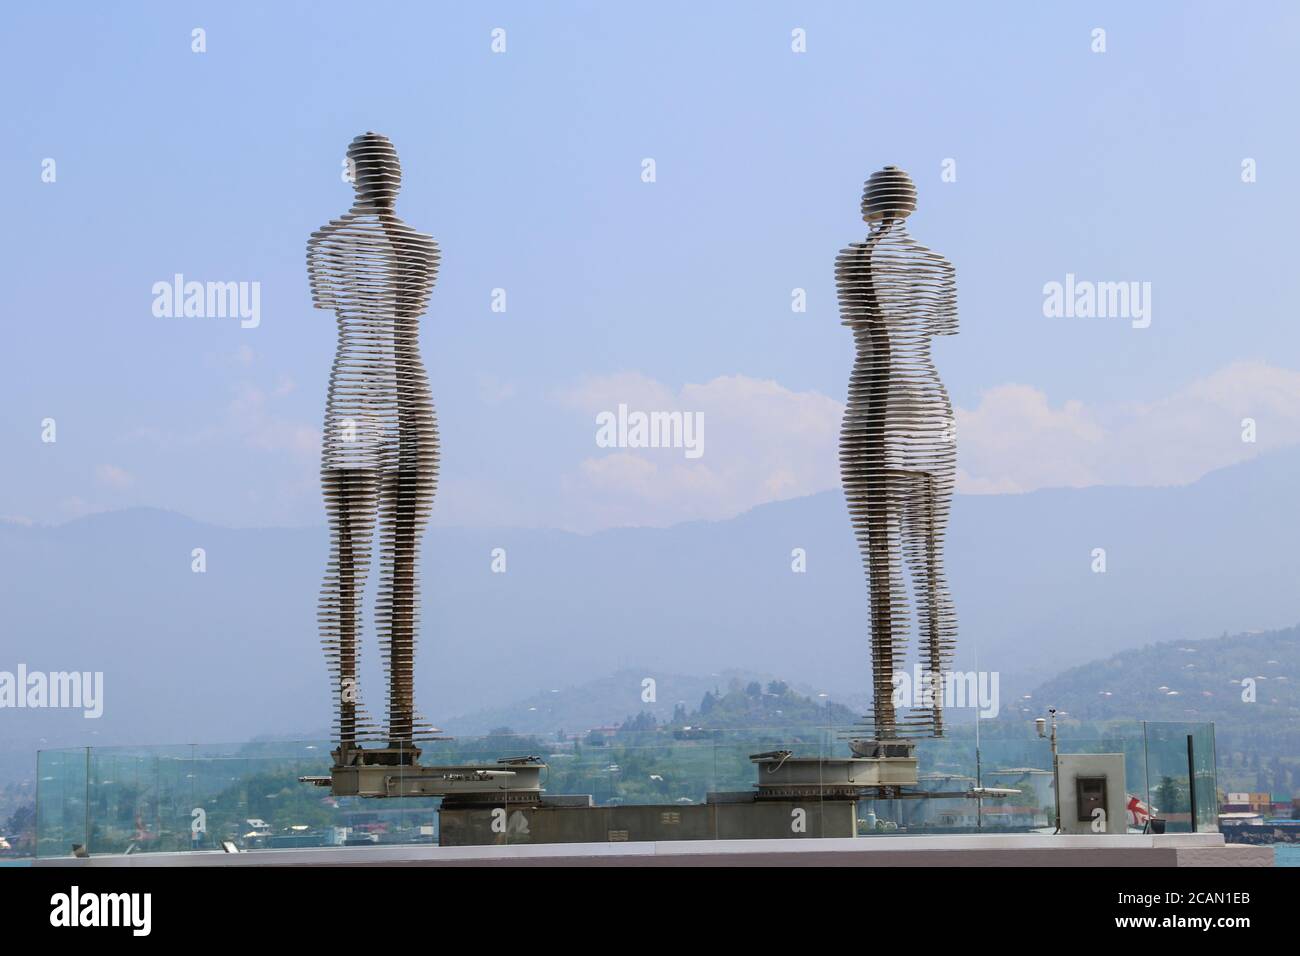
[35,747,87,858]
[33,719,1221,855]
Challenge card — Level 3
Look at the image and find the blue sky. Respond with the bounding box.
[3,1,1298,531]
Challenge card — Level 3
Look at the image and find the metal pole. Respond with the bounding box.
[1186,734,1198,834]
[84,746,91,855]
[1051,711,1061,835]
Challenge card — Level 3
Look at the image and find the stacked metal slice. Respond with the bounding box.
[308,132,442,751]
[836,166,958,741]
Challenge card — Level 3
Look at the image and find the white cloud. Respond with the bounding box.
[554,361,1300,528]
[555,371,677,415]
[557,372,842,528]
[127,374,316,458]
[477,375,517,406]
[115,372,320,527]
[95,463,135,489]
[223,380,317,454]
[957,360,1300,493]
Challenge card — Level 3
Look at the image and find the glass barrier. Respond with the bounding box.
[1142,721,1219,833]
[34,720,1216,857]
[35,746,87,858]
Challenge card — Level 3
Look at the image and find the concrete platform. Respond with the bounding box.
[33,833,1273,867]
[440,796,858,844]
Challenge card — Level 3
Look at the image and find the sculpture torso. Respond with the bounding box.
[836,221,957,475]
[308,208,439,475]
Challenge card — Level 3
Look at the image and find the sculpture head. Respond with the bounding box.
[861,165,916,224]
[347,132,401,207]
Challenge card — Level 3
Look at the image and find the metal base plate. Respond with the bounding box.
[751,752,919,798]
[310,759,546,799]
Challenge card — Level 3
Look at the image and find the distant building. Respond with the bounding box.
[1224,791,1272,813]
[905,773,975,827]
[934,806,1048,829]
[987,768,1055,809]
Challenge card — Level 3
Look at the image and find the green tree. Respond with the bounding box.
[1154,775,1183,814]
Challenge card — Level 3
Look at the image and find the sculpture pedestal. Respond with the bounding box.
[302,755,546,800]
[750,750,919,800]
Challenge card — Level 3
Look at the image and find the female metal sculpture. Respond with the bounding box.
[837,166,958,745]
[308,132,440,766]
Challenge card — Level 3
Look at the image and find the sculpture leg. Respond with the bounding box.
[902,471,956,736]
[850,468,909,740]
[320,467,380,753]
[377,466,433,752]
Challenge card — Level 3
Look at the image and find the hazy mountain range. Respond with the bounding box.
[1020,624,1300,766]
[1,446,1297,783]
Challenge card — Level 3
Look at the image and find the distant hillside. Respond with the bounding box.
[667,679,859,732]
[1020,625,1300,798]
[1024,624,1299,725]
[1,446,1297,782]
[443,669,862,737]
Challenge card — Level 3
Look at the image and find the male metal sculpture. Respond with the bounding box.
[837,166,958,750]
[308,132,440,769]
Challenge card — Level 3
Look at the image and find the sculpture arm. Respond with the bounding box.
[932,257,958,335]
[306,227,339,310]
[834,243,872,324]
